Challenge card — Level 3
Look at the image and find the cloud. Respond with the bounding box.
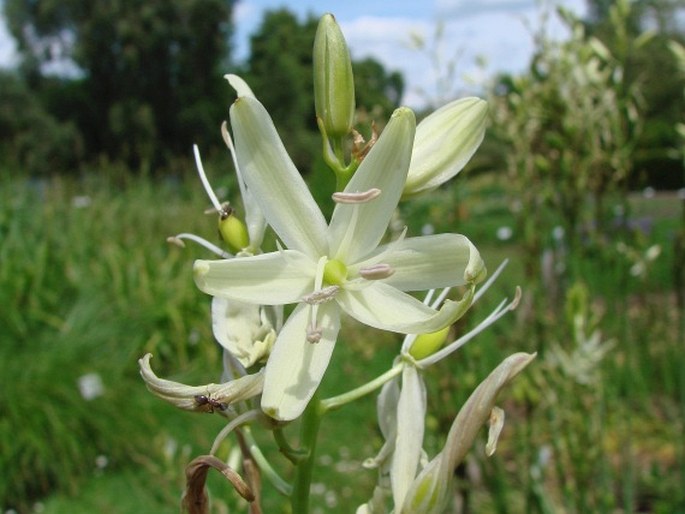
[436,0,537,18]
[0,12,18,68]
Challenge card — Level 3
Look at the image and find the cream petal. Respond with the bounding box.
[337,282,470,334]
[194,250,316,305]
[230,96,328,257]
[351,234,485,291]
[328,107,416,263]
[261,302,341,421]
[391,366,426,509]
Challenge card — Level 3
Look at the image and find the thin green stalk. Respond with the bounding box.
[242,427,292,496]
[290,395,324,513]
[320,364,403,413]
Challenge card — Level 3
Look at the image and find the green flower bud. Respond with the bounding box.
[408,326,450,360]
[218,210,249,253]
[313,13,355,139]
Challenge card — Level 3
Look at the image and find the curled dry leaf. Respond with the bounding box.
[182,455,255,514]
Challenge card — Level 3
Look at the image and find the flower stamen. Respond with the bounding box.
[307,324,323,344]
[359,263,395,280]
[193,144,227,216]
[302,285,339,305]
[332,188,381,204]
[167,233,232,259]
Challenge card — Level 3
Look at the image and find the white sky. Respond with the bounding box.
[0,0,587,108]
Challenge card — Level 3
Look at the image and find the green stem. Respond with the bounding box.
[290,395,324,513]
[273,427,308,464]
[242,427,292,496]
[320,364,403,413]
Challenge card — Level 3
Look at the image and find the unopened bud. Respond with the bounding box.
[313,13,355,139]
[403,97,488,198]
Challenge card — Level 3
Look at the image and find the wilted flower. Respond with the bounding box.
[400,352,536,513]
[361,275,523,512]
[138,353,264,412]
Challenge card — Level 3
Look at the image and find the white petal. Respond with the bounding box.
[351,234,484,291]
[391,366,426,509]
[261,302,341,421]
[194,251,315,305]
[337,282,471,334]
[230,96,328,257]
[377,377,400,441]
[225,74,256,99]
[328,107,416,263]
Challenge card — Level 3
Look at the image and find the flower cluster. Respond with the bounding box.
[139,13,533,513]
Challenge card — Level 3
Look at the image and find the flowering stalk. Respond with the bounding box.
[138,12,535,514]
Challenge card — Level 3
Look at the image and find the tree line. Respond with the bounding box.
[1,0,682,188]
[0,1,403,176]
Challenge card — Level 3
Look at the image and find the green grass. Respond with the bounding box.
[1,168,683,513]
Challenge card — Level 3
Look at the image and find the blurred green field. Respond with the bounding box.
[1,169,683,513]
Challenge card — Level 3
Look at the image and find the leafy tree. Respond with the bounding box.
[4,0,237,172]
[240,9,319,171]
[0,71,83,175]
[584,0,685,188]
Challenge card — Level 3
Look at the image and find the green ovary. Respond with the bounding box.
[323,259,348,285]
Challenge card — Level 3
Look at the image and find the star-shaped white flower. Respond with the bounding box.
[193,90,485,421]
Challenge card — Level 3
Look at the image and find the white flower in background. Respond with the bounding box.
[212,298,280,368]
[78,372,104,400]
[194,83,486,421]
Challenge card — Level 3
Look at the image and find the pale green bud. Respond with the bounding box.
[403,97,488,198]
[313,13,355,139]
[399,455,450,514]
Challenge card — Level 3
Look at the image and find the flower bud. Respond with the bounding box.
[313,13,355,139]
[403,97,488,198]
[408,326,450,360]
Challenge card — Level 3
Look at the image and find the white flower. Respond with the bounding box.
[193,85,486,421]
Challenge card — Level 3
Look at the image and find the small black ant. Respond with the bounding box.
[194,394,228,413]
